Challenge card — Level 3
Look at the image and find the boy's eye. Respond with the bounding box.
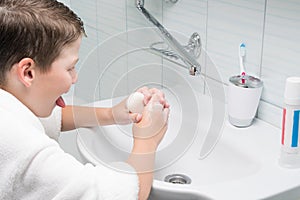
[68,67,75,71]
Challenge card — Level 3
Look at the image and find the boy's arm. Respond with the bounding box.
[61,87,169,131]
[61,106,114,131]
[127,100,169,200]
[61,99,144,131]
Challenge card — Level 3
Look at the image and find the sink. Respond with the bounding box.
[148,185,211,200]
[75,89,300,200]
[77,88,205,171]
[153,130,261,186]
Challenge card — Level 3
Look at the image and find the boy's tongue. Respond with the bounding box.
[56,96,66,108]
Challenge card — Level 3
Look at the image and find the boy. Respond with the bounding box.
[0,0,169,199]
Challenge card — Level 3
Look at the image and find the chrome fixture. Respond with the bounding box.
[136,0,201,76]
[150,32,201,63]
[165,0,179,3]
[164,174,192,184]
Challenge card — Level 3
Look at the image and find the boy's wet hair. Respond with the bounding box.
[0,0,86,85]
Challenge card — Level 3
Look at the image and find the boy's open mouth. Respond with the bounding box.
[56,96,66,108]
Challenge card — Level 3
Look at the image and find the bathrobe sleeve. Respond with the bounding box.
[39,106,62,141]
[0,110,139,200]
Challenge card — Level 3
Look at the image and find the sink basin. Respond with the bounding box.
[75,89,300,200]
[148,185,211,200]
[77,88,206,171]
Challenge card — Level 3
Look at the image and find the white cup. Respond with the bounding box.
[227,75,263,127]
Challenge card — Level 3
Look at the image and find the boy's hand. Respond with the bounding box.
[132,93,170,148]
[111,87,169,125]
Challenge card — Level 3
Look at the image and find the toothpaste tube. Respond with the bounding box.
[282,107,300,153]
[279,77,300,168]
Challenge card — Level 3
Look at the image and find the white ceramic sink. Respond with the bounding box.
[76,89,300,200]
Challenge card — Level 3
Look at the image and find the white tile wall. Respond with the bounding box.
[162,0,207,48]
[65,0,300,128]
[97,0,127,40]
[262,0,300,107]
[206,0,265,82]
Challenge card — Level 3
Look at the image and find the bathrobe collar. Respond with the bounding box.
[0,88,44,132]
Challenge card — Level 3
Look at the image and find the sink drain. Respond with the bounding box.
[164,174,192,184]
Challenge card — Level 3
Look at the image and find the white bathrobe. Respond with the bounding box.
[0,89,139,200]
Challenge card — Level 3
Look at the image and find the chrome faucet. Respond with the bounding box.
[135,0,201,76]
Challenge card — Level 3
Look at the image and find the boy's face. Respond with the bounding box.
[32,37,82,117]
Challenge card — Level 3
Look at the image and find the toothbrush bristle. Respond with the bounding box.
[239,43,246,57]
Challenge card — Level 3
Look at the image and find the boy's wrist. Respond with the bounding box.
[107,107,115,124]
[95,107,115,125]
[128,139,157,173]
[132,138,158,154]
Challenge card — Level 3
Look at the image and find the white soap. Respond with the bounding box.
[127,92,145,114]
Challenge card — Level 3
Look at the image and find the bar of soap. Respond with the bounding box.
[127,92,145,114]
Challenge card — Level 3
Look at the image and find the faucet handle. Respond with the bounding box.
[186,32,202,59]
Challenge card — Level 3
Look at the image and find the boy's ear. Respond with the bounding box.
[16,58,36,87]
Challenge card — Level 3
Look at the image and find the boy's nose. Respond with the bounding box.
[72,71,78,84]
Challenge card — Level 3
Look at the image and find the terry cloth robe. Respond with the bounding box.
[0,89,139,200]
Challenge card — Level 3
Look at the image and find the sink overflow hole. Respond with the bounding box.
[164,174,192,184]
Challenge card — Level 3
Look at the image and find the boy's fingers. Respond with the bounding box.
[130,113,143,123]
[137,87,152,105]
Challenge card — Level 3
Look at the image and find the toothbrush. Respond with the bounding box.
[239,43,246,83]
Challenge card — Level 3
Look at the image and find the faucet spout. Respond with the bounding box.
[135,0,201,76]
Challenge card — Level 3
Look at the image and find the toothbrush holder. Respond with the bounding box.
[227,75,263,127]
